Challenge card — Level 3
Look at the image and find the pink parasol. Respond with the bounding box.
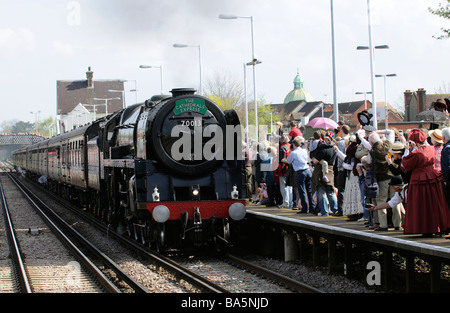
[306,117,339,130]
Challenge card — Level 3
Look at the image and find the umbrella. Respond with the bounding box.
[306,117,339,130]
[416,109,449,122]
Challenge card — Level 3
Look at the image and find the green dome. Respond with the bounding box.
[283,69,314,103]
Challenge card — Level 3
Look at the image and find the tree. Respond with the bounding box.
[203,68,244,112]
[204,69,279,132]
[429,0,450,39]
[11,121,34,134]
[38,117,56,138]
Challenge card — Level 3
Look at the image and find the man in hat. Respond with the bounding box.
[366,131,394,231]
[386,142,411,184]
[367,175,406,231]
[434,99,449,114]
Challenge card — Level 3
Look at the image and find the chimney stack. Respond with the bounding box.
[404,90,412,121]
[417,88,426,113]
[86,66,94,89]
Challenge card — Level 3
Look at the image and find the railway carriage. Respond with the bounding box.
[13,88,247,251]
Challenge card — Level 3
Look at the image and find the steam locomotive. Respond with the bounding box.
[13,88,247,251]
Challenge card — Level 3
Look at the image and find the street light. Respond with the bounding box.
[375,74,397,129]
[92,97,120,116]
[356,41,390,129]
[265,112,277,134]
[355,91,372,109]
[173,43,203,95]
[139,65,164,95]
[354,0,389,130]
[219,13,260,142]
[330,0,338,122]
[30,110,40,135]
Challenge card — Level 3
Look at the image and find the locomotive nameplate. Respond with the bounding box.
[173,98,207,115]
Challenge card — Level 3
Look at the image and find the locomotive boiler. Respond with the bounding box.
[13,88,247,251]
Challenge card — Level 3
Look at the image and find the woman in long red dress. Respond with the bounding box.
[401,129,450,236]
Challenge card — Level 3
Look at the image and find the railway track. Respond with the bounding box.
[0,174,105,292]
[12,173,230,293]
[1,173,151,293]
[222,254,323,293]
[17,173,324,293]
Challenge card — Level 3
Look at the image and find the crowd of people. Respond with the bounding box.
[244,101,450,238]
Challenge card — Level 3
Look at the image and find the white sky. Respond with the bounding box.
[1,0,449,125]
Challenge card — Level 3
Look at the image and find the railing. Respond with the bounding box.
[0,134,45,146]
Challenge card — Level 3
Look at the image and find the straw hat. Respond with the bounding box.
[389,142,405,154]
[429,129,443,144]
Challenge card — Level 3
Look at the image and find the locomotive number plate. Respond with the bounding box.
[180,119,202,127]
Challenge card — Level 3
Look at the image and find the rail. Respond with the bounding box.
[7,173,147,293]
[0,180,32,293]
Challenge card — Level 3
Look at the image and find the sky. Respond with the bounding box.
[0,0,449,125]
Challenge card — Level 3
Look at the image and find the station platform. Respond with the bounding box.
[246,204,450,250]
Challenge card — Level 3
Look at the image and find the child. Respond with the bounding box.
[253,184,269,205]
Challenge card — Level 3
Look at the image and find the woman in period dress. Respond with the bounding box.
[335,137,363,219]
[401,129,450,236]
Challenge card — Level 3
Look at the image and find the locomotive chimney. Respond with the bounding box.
[170,88,196,97]
[86,66,94,89]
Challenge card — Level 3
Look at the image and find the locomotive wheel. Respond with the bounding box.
[154,224,166,253]
[126,220,134,238]
[144,222,152,248]
[223,219,230,242]
[138,225,146,245]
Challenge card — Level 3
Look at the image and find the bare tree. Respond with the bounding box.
[203,68,245,111]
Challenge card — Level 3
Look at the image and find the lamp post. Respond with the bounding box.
[139,65,164,95]
[354,0,390,130]
[30,110,40,135]
[356,43,389,129]
[243,60,262,148]
[330,0,338,122]
[173,43,203,95]
[355,91,372,109]
[92,97,120,116]
[219,14,260,142]
[375,74,397,129]
[265,112,277,134]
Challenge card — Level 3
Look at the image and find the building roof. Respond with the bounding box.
[57,68,124,115]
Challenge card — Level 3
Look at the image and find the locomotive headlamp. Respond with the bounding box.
[152,186,160,202]
[228,202,246,221]
[152,205,170,223]
[231,185,239,199]
[191,185,200,200]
